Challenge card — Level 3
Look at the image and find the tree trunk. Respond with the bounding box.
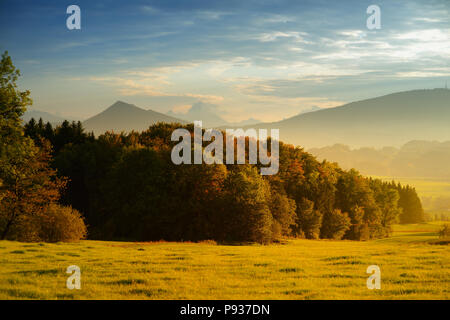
[1,218,13,240]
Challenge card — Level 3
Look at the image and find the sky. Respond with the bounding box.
[1,0,449,122]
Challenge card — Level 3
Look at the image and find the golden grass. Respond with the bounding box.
[0,222,448,300]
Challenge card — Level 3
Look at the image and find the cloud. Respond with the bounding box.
[140,5,160,14]
[256,31,309,42]
[88,71,224,103]
[184,93,224,103]
[413,17,442,23]
[170,104,191,114]
[195,10,232,20]
[394,29,449,41]
[169,101,228,127]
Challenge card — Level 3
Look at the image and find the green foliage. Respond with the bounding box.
[0,51,32,140]
[24,119,94,153]
[31,123,418,243]
[268,180,297,240]
[221,165,274,244]
[295,198,323,239]
[320,209,351,240]
[397,184,425,224]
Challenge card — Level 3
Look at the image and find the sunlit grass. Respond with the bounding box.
[0,223,448,300]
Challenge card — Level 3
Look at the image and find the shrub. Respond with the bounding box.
[439,223,450,238]
[38,204,87,242]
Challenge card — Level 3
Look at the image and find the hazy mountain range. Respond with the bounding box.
[248,88,450,148]
[21,110,69,124]
[167,101,261,128]
[309,140,450,179]
[24,89,450,148]
[166,102,321,128]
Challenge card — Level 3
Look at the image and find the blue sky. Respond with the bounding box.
[1,0,449,121]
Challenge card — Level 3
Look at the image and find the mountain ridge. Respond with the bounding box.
[248,88,450,148]
[83,101,187,135]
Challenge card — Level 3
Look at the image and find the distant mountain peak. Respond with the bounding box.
[83,101,186,135]
[106,101,142,112]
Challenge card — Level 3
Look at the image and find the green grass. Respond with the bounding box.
[0,223,448,300]
[379,221,447,243]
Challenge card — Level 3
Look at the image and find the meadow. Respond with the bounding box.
[0,222,448,300]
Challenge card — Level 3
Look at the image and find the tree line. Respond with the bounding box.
[23,120,425,243]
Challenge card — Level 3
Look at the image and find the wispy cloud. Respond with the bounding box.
[256,31,309,42]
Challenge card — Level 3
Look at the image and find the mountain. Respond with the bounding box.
[83,101,187,135]
[22,110,68,124]
[168,101,261,128]
[228,117,261,127]
[248,89,450,148]
[167,102,227,127]
[297,105,322,115]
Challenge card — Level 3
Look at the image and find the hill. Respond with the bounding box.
[249,89,450,148]
[309,140,450,179]
[83,101,187,135]
[21,110,68,125]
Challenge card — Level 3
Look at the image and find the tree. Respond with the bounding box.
[320,209,351,240]
[0,140,66,239]
[335,170,379,240]
[221,165,274,244]
[0,51,32,139]
[370,179,401,237]
[397,184,424,224]
[295,198,323,239]
[268,182,297,239]
[0,52,82,242]
[0,50,35,239]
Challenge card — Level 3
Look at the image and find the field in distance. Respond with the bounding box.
[372,176,450,218]
[0,222,448,300]
[373,176,450,199]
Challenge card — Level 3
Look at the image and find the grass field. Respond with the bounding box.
[0,222,448,300]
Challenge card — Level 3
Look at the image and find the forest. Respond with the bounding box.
[1,51,425,244]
